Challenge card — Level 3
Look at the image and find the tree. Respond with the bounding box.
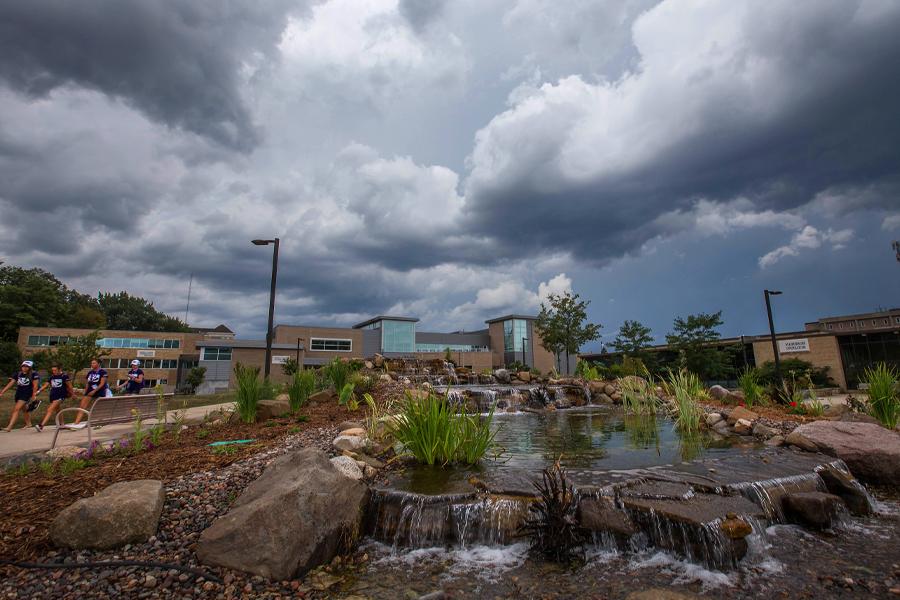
[37,331,111,382]
[184,367,207,394]
[98,291,191,332]
[665,311,732,380]
[534,292,602,374]
[280,357,299,377]
[610,321,653,358]
[0,342,22,377]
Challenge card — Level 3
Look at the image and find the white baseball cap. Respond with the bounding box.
[130,359,141,366]
[21,360,34,368]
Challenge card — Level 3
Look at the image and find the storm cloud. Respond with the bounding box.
[1,0,898,341]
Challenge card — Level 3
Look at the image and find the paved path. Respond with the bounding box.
[0,402,235,461]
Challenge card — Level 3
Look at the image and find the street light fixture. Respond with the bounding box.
[252,238,280,378]
[764,289,783,387]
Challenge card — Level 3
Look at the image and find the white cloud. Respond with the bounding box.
[447,273,573,325]
[882,213,900,230]
[758,226,854,268]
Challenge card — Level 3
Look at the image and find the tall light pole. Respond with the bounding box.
[764,289,783,387]
[252,238,280,379]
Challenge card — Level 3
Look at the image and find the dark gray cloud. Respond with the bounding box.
[0,0,305,151]
[399,0,446,32]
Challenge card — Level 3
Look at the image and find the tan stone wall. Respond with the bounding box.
[752,334,846,390]
[415,351,494,371]
[531,337,558,375]
[228,347,293,388]
[274,325,363,363]
[488,322,505,368]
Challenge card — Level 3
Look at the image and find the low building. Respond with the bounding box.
[580,308,900,391]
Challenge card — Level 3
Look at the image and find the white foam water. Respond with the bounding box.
[628,551,736,590]
[366,541,530,582]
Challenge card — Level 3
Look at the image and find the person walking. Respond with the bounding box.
[1,360,40,432]
[117,359,145,395]
[34,363,74,432]
[72,359,107,428]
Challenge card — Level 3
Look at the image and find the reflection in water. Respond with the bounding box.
[622,414,660,454]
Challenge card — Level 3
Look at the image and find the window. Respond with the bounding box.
[27,335,71,347]
[310,338,352,352]
[201,347,232,361]
[381,320,415,353]
[503,319,528,352]
[96,337,180,349]
[415,343,489,353]
[827,324,833,330]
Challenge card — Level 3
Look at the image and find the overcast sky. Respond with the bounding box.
[1,0,898,348]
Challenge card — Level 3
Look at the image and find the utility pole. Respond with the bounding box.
[764,289,783,387]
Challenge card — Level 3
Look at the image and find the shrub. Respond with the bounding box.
[664,369,706,433]
[184,366,206,393]
[391,390,497,466]
[353,372,376,395]
[518,462,587,562]
[322,358,353,391]
[286,369,316,412]
[619,374,658,415]
[757,358,832,387]
[233,363,262,423]
[737,367,764,408]
[338,382,358,411]
[575,361,600,381]
[280,357,299,377]
[863,363,899,429]
[259,377,278,400]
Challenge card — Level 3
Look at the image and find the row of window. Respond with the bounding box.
[310,338,352,352]
[826,316,900,330]
[27,335,71,347]
[97,337,181,349]
[415,343,490,353]
[201,347,232,361]
[100,358,178,369]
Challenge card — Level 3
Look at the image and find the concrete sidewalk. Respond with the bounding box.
[0,402,235,462]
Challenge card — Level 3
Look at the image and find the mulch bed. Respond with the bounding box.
[0,397,366,562]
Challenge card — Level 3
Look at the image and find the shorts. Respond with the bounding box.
[14,390,31,402]
[48,395,66,403]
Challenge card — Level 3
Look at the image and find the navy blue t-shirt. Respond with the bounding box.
[125,368,144,393]
[85,368,108,395]
[11,371,39,400]
[49,373,71,401]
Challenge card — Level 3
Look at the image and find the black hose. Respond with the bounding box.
[0,558,223,584]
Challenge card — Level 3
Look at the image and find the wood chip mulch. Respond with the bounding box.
[0,398,365,562]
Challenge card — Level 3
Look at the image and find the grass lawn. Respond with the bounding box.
[0,389,235,429]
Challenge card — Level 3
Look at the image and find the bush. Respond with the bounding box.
[322,358,353,391]
[184,366,206,394]
[0,341,22,378]
[864,363,899,429]
[757,358,832,387]
[281,357,299,377]
[353,372,376,395]
[391,390,497,466]
[737,367,764,408]
[233,363,262,423]
[286,369,316,412]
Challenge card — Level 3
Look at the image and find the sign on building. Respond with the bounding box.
[271,355,291,364]
[136,350,156,358]
[778,338,810,353]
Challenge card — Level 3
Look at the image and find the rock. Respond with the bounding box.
[733,418,753,435]
[791,421,900,485]
[494,369,510,384]
[338,421,364,432]
[709,385,730,401]
[275,393,290,403]
[256,399,291,421]
[604,383,617,396]
[588,380,606,395]
[329,456,363,481]
[196,448,368,580]
[379,373,393,382]
[45,445,84,461]
[705,413,724,427]
[712,420,731,436]
[354,453,385,469]
[333,435,366,453]
[364,361,374,370]
[785,430,819,452]
[626,590,701,600]
[752,423,780,438]
[373,354,384,367]
[339,427,367,438]
[517,371,531,383]
[576,497,639,538]
[726,406,759,425]
[819,399,849,417]
[307,390,336,405]
[782,492,844,529]
[816,463,873,516]
[765,435,785,447]
[597,393,613,404]
[839,411,881,425]
[720,513,753,539]
[50,480,165,550]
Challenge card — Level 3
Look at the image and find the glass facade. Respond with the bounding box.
[503,319,528,352]
[96,337,181,349]
[838,333,900,388]
[382,320,416,353]
[201,347,232,361]
[415,343,490,353]
[27,335,70,347]
[310,338,352,352]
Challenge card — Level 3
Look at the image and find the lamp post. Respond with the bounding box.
[764,289,783,387]
[252,238,280,379]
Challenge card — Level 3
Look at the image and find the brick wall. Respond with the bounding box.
[752,334,847,390]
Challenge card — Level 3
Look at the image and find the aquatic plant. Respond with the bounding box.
[664,369,706,433]
[737,367,764,408]
[619,374,658,415]
[233,363,262,424]
[518,462,587,562]
[863,362,899,429]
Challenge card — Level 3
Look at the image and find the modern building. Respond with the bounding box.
[580,308,900,391]
[17,325,234,392]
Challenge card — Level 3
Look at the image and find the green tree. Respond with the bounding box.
[665,311,732,380]
[0,342,22,377]
[184,367,207,394]
[0,266,69,341]
[610,320,653,358]
[38,331,111,382]
[534,292,602,375]
[98,291,191,332]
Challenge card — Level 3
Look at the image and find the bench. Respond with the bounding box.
[51,392,175,450]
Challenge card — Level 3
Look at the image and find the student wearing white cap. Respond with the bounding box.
[1,360,40,432]
[117,360,145,395]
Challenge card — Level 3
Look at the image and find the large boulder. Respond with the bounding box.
[307,389,336,405]
[726,405,758,425]
[256,398,291,421]
[517,371,531,383]
[782,492,844,529]
[789,421,900,486]
[196,448,368,580]
[708,385,730,401]
[494,369,511,384]
[51,480,165,550]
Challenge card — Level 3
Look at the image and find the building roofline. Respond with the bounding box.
[351,316,419,329]
[484,314,538,324]
[809,308,900,323]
